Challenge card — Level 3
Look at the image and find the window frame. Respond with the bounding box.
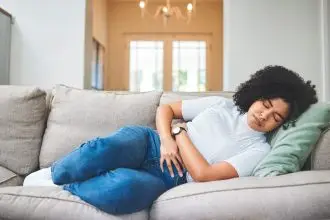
[124,33,212,91]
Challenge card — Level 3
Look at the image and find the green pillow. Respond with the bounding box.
[252,103,330,177]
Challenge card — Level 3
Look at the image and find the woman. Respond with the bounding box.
[24,65,317,215]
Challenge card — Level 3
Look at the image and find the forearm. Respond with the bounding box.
[175,131,210,181]
[156,105,174,140]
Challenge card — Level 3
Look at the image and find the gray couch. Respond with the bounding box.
[0,85,329,220]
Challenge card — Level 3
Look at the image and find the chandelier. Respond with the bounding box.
[138,0,196,25]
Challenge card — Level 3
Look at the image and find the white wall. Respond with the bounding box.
[321,0,330,101]
[223,0,328,101]
[328,0,330,101]
[0,0,91,89]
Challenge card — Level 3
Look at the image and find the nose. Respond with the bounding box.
[260,109,272,120]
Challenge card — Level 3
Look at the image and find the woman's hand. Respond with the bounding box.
[160,136,184,177]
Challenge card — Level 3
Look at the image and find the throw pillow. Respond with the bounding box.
[39,85,162,168]
[252,103,330,177]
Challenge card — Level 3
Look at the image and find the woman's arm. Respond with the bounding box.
[156,101,185,177]
[174,129,238,182]
[156,101,183,139]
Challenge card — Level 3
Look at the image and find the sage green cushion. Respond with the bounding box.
[252,103,330,177]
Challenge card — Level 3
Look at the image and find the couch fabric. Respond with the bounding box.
[0,167,23,187]
[0,86,329,220]
[150,170,330,220]
[0,186,148,220]
[0,86,47,175]
[39,85,162,168]
[311,127,330,170]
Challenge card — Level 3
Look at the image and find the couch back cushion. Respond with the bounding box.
[310,128,330,170]
[160,91,233,125]
[39,85,162,168]
[0,86,47,175]
[160,91,234,104]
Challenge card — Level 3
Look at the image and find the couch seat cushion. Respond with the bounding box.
[150,171,330,220]
[0,186,148,220]
[0,86,47,175]
[0,166,23,187]
[39,85,162,168]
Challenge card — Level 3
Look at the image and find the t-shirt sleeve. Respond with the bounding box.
[182,96,229,121]
[224,143,271,177]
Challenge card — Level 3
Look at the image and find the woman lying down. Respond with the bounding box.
[24,65,317,215]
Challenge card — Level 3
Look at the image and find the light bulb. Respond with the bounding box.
[162,7,168,13]
[139,1,145,9]
[187,3,193,11]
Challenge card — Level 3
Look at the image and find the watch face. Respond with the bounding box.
[172,126,181,134]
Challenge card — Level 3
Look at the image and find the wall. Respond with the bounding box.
[107,0,222,91]
[91,0,108,89]
[223,0,327,101]
[321,0,330,101]
[327,0,330,101]
[0,0,91,89]
[92,0,108,46]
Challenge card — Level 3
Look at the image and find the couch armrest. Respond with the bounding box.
[0,166,23,187]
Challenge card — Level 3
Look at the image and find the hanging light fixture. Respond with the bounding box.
[138,0,196,25]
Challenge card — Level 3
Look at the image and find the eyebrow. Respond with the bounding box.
[268,100,285,120]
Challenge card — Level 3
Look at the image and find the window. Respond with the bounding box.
[172,41,206,92]
[129,41,164,92]
[128,36,209,92]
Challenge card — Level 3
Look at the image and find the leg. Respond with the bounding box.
[52,126,155,185]
[63,168,167,214]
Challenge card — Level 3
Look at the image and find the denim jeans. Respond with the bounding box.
[51,125,187,215]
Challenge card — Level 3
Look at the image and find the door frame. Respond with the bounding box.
[124,33,212,91]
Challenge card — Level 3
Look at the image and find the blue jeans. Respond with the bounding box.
[51,125,187,214]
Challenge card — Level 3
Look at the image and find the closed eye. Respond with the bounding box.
[274,113,283,123]
[263,100,271,108]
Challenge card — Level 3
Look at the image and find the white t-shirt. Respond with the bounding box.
[182,96,270,182]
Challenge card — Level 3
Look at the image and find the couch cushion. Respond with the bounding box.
[252,103,330,177]
[39,85,162,168]
[160,92,234,125]
[150,170,330,220]
[0,166,23,187]
[0,186,148,220]
[0,86,47,175]
[160,91,234,104]
[311,127,330,170]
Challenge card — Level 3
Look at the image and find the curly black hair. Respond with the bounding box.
[233,65,318,127]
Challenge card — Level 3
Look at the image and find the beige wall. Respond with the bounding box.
[92,0,108,46]
[107,0,223,91]
[92,0,108,89]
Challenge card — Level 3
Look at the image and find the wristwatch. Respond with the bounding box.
[171,126,187,137]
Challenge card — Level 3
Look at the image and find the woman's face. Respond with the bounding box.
[247,98,290,132]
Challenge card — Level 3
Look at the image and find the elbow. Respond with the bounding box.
[192,174,207,182]
[190,169,208,182]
